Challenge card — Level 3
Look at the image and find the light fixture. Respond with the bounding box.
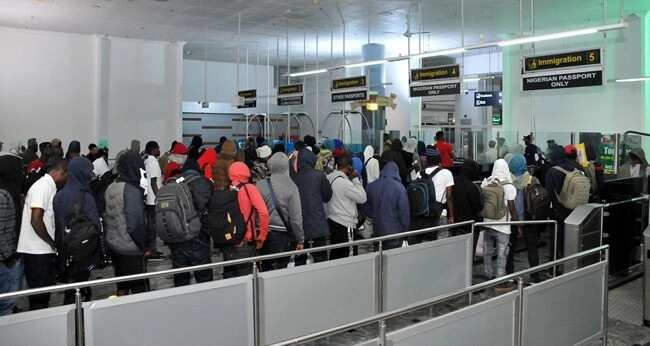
[344,59,388,69]
[615,77,650,83]
[366,102,379,111]
[497,23,626,47]
[415,48,466,58]
[463,78,481,83]
[288,69,328,78]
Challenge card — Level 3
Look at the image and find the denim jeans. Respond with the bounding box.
[483,229,510,279]
[222,243,256,279]
[169,233,213,287]
[0,259,23,315]
[295,237,328,266]
[23,253,56,310]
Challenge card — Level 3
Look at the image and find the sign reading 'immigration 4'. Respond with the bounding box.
[524,49,601,73]
[523,70,603,91]
[332,76,367,90]
[410,65,460,83]
[331,76,368,103]
[278,84,304,95]
[409,82,461,97]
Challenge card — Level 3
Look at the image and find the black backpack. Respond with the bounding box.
[62,194,101,276]
[407,168,444,218]
[203,189,252,247]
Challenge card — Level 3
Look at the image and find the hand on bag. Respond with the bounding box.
[295,243,305,251]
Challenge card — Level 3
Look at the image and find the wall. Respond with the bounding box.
[0,27,184,154]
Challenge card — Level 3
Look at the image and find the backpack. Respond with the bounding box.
[62,193,101,276]
[203,189,252,247]
[553,166,591,209]
[155,174,202,243]
[407,168,444,218]
[480,181,509,220]
[524,177,551,219]
[0,190,16,261]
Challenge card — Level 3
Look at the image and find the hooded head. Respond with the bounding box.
[228,162,251,187]
[117,150,145,188]
[417,141,426,156]
[390,139,403,152]
[268,152,290,178]
[65,157,94,191]
[256,145,272,161]
[298,148,316,169]
[198,148,218,168]
[404,138,418,154]
[490,159,512,184]
[363,145,375,161]
[547,144,566,164]
[27,138,37,153]
[509,154,528,177]
[460,160,480,180]
[629,147,649,166]
[380,161,400,182]
[130,140,141,153]
[220,140,237,160]
[66,140,81,160]
[304,135,317,150]
[0,153,24,207]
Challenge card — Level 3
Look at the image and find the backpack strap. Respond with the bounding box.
[237,184,257,242]
[430,166,443,178]
[552,166,571,175]
[330,175,345,186]
[265,180,292,233]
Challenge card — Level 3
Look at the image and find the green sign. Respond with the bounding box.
[491,113,503,126]
[599,134,617,175]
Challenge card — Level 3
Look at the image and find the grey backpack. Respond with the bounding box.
[0,190,16,261]
[155,174,202,243]
[553,166,591,209]
[104,182,141,255]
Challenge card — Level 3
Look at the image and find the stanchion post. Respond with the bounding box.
[75,288,84,346]
[378,320,387,346]
[517,276,525,346]
[252,262,261,346]
[553,221,558,278]
[602,247,609,345]
[376,241,384,313]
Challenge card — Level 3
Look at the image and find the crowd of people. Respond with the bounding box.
[0,130,644,314]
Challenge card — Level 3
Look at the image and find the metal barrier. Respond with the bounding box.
[270,245,609,346]
[0,221,473,346]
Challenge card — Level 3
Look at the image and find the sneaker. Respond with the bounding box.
[147,251,167,262]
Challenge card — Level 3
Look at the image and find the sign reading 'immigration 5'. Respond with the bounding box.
[410,65,460,83]
[409,82,461,97]
[524,49,601,73]
[523,70,603,91]
[332,76,367,90]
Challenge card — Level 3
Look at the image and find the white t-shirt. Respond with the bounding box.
[17,174,57,254]
[424,166,455,203]
[480,179,517,235]
[144,155,162,205]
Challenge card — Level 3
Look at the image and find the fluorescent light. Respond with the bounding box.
[497,23,626,47]
[463,78,481,83]
[616,77,650,83]
[415,48,467,58]
[344,60,388,69]
[288,69,328,78]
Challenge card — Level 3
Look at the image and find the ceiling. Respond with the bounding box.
[0,0,636,66]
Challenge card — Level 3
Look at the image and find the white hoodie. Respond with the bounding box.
[363,145,380,185]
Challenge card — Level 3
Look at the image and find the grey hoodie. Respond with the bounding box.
[257,153,305,243]
[326,170,367,228]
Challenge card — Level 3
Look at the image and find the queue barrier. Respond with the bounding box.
[273,245,609,346]
[0,305,76,346]
[0,221,474,346]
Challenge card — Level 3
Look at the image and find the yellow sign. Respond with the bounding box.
[524,49,601,73]
[410,65,460,83]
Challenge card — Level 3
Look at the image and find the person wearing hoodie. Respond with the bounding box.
[453,160,483,252]
[158,140,178,172]
[362,145,380,186]
[619,147,650,193]
[223,162,269,278]
[53,157,100,304]
[304,135,319,155]
[365,162,410,250]
[198,148,218,180]
[21,138,39,168]
[292,149,333,264]
[481,159,519,279]
[65,140,81,161]
[163,142,189,182]
[104,151,152,295]
[327,154,367,260]
[506,154,541,282]
[257,153,305,270]
[50,138,64,161]
[380,139,409,184]
[252,145,272,183]
[0,153,25,315]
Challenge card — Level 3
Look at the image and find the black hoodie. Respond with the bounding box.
[292,149,333,240]
[380,139,408,182]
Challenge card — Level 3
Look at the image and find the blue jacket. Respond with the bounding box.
[365,162,410,236]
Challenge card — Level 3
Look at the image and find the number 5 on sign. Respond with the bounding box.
[588,52,597,62]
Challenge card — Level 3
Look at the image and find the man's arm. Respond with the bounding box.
[445,186,455,224]
[150,177,158,196]
[507,200,523,236]
[31,208,55,250]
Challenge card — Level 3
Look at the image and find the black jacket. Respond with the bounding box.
[292,149,333,240]
[453,161,483,223]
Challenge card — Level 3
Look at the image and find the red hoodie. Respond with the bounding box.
[228,162,269,244]
[198,148,218,180]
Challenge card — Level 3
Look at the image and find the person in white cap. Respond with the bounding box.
[252,145,272,183]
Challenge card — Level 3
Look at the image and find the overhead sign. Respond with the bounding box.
[237,89,257,109]
[332,90,368,103]
[474,91,502,107]
[522,70,603,91]
[278,84,304,95]
[332,76,367,90]
[409,82,461,97]
[277,96,304,106]
[410,65,460,83]
[492,113,503,126]
[524,48,601,73]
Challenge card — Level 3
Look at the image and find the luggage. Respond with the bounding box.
[524,177,551,219]
[407,168,444,218]
[155,174,202,243]
[203,189,251,247]
[480,181,508,220]
[553,166,590,209]
[62,194,101,275]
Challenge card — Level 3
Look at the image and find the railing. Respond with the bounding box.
[270,245,610,346]
[0,221,474,346]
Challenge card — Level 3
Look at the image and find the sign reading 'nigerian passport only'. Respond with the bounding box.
[524,49,601,73]
[523,70,603,91]
[409,82,461,97]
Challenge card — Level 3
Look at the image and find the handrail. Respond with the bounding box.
[601,195,649,209]
[270,245,609,346]
[0,221,473,301]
